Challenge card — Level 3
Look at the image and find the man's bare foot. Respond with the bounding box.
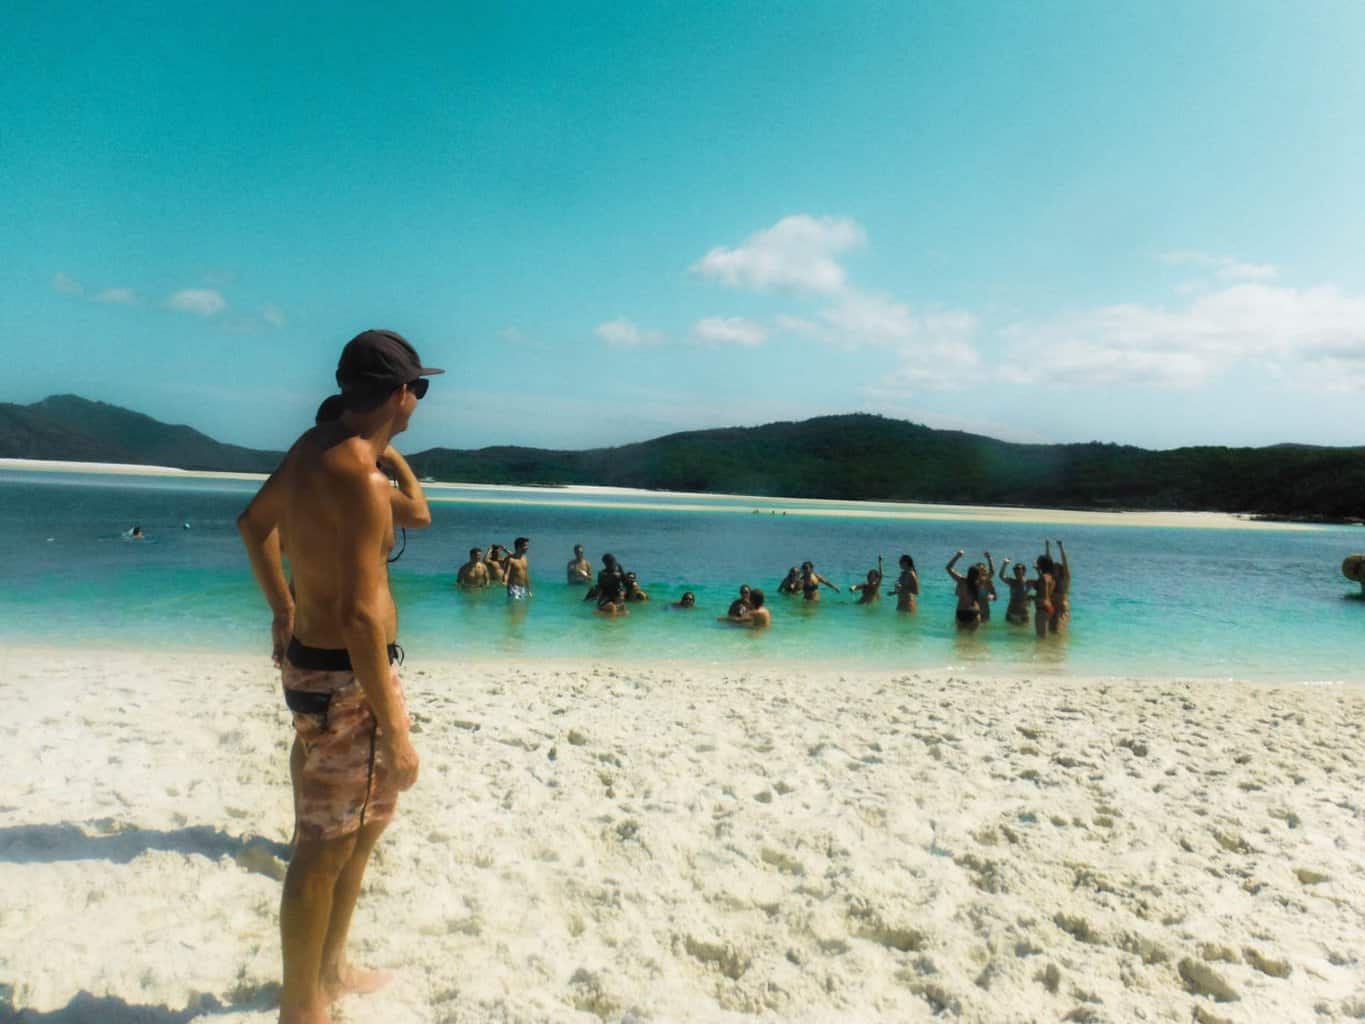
[322,963,393,1003]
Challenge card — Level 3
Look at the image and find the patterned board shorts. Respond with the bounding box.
[282,658,410,841]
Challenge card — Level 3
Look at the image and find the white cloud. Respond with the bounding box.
[693,317,767,347]
[94,287,139,305]
[998,283,1365,388]
[818,290,916,347]
[166,288,227,316]
[594,317,664,348]
[1160,250,1279,282]
[692,215,865,294]
[52,272,83,295]
[262,304,286,327]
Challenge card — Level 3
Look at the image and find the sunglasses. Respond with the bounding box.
[408,378,430,400]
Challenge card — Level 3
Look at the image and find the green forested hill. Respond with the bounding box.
[4,398,1362,520]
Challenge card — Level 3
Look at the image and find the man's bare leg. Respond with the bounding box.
[280,832,358,1024]
[288,738,304,857]
[319,818,392,1003]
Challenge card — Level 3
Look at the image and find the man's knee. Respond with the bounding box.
[285,833,360,895]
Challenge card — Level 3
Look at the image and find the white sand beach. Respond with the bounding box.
[2,648,1362,1023]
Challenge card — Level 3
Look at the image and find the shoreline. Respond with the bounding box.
[0,458,1324,531]
[2,648,1362,1022]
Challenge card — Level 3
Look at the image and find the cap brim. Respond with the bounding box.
[418,367,445,376]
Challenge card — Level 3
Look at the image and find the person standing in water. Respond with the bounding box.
[891,554,920,612]
[566,544,592,584]
[238,328,439,1024]
[1047,539,1071,634]
[975,552,997,622]
[456,547,490,588]
[849,557,884,604]
[505,537,532,600]
[1031,552,1056,638]
[800,561,840,602]
[946,549,983,629]
[998,558,1031,625]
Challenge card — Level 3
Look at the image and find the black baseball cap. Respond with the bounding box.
[336,329,444,399]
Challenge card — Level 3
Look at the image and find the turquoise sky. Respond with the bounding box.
[4,1,1364,453]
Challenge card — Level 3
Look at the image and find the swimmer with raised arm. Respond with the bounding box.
[1048,539,1071,634]
[1031,552,1056,638]
[849,557,884,605]
[998,558,1030,625]
[891,554,920,612]
[946,549,983,629]
[976,552,997,622]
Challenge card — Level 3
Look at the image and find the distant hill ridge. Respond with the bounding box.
[2,395,1362,520]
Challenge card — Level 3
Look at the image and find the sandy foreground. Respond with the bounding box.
[1,650,1362,1024]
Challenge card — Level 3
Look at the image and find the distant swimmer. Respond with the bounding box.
[623,572,650,602]
[1031,552,1056,638]
[800,561,840,602]
[975,552,997,622]
[998,558,1030,625]
[567,544,592,584]
[947,549,982,629]
[127,525,145,540]
[505,536,532,600]
[456,547,490,588]
[850,558,884,605]
[777,567,802,595]
[727,584,753,619]
[1047,539,1070,634]
[671,591,697,609]
[891,554,919,612]
[721,587,770,627]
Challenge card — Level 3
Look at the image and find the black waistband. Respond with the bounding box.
[287,637,403,671]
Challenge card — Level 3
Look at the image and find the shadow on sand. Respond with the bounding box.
[0,980,280,1023]
[0,824,288,878]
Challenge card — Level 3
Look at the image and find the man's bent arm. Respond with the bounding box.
[333,467,419,788]
[380,445,431,529]
[238,475,294,661]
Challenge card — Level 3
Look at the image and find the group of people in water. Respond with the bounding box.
[455,536,1072,635]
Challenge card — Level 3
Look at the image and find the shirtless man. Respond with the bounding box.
[505,537,531,599]
[456,547,489,588]
[721,587,771,627]
[238,328,439,1024]
[566,544,592,584]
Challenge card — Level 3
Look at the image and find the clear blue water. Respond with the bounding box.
[2,467,1362,682]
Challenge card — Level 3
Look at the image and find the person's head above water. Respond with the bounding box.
[739,584,752,598]
[1013,562,1027,577]
[801,561,814,573]
[602,552,617,567]
[469,547,482,560]
[899,554,915,570]
[514,537,529,554]
[1036,554,1055,575]
[574,544,584,556]
[332,329,444,417]
[749,588,766,609]
[679,591,696,607]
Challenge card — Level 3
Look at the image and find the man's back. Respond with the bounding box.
[267,426,398,648]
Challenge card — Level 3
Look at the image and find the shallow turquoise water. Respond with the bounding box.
[2,468,1362,682]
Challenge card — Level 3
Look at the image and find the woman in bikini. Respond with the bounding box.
[800,561,840,602]
[891,554,920,612]
[1047,539,1070,634]
[946,550,982,629]
[850,560,884,605]
[1031,552,1055,638]
[998,558,1030,625]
